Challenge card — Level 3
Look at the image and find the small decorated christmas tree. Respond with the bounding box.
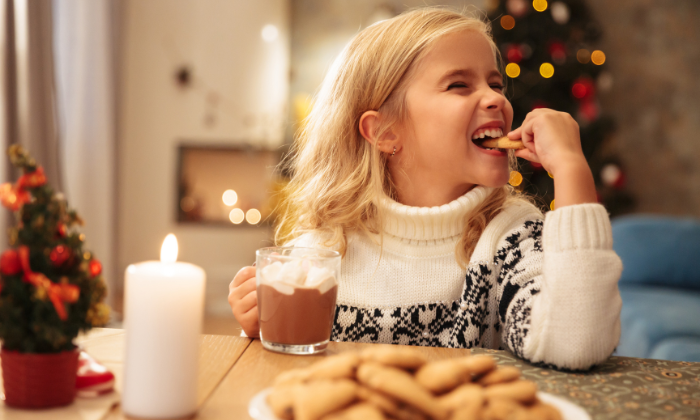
[0,145,110,354]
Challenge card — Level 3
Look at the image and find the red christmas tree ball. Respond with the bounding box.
[0,249,22,276]
[57,223,67,237]
[50,245,72,267]
[89,259,102,277]
[547,41,567,64]
[572,76,595,100]
[507,45,523,63]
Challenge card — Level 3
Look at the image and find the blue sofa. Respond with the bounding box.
[612,215,700,362]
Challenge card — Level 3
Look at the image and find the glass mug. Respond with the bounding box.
[256,247,341,354]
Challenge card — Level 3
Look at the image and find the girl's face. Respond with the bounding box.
[394,30,514,192]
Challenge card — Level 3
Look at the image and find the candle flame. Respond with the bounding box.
[160,234,178,263]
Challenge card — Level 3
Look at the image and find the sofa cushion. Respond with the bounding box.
[617,285,700,361]
[612,215,700,291]
[649,337,700,362]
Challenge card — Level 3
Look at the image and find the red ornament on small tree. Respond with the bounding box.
[50,245,72,267]
[89,259,102,277]
[1,250,21,276]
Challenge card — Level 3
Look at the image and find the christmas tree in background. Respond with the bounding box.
[487,0,634,215]
[0,145,109,353]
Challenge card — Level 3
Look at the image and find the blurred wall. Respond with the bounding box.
[290,0,700,217]
[589,0,700,217]
[118,0,290,315]
[290,0,482,115]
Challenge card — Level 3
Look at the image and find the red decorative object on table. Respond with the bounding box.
[76,351,115,398]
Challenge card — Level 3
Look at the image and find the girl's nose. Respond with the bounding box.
[480,88,506,111]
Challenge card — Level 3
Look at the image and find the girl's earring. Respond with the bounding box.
[391,147,396,157]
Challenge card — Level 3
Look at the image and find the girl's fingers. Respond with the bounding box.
[232,266,256,287]
[507,127,522,140]
[514,148,540,163]
[237,290,258,315]
[232,277,257,300]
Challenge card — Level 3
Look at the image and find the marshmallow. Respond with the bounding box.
[260,259,337,293]
[277,260,307,286]
[270,281,295,296]
[261,261,283,283]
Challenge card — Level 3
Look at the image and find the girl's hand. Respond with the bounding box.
[507,109,585,176]
[228,266,260,338]
[507,109,597,207]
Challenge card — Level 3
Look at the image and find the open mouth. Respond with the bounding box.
[472,127,505,151]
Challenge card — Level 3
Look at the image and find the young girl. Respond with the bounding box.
[229,8,622,371]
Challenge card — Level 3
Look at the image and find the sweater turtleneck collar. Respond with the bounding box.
[379,186,494,242]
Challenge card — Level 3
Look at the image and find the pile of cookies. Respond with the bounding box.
[265,345,562,420]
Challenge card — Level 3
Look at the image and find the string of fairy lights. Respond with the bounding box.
[500,1,606,81]
[498,0,609,211]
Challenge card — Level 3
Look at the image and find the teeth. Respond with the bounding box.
[472,127,504,140]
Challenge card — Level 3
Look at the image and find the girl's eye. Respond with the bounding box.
[447,82,468,90]
[490,84,505,91]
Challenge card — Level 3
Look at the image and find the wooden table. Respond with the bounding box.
[16,328,700,420]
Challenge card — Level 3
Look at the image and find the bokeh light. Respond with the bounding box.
[509,171,523,187]
[533,0,548,12]
[576,49,591,64]
[505,63,521,78]
[591,50,606,65]
[246,209,262,225]
[222,189,238,206]
[550,199,555,210]
[539,63,555,78]
[229,208,244,224]
[261,24,279,42]
[500,15,516,30]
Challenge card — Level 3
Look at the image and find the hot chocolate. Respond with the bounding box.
[256,255,340,352]
[258,283,338,345]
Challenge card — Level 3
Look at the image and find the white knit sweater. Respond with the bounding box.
[291,186,622,370]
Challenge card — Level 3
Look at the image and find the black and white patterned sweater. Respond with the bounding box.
[292,186,623,370]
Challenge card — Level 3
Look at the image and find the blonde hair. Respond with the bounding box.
[276,7,530,267]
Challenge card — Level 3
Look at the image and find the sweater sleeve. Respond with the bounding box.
[506,203,623,370]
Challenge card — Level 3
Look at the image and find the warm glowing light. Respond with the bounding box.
[505,63,521,78]
[161,234,178,263]
[246,209,262,225]
[591,50,606,65]
[500,15,515,30]
[222,190,238,206]
[576,49,591,64]
[539,63,555,78]
[508,171,523,187]
[261,24,279,42]
[550,199,556,211]
[533,0,548,12]
[229,208,245,224]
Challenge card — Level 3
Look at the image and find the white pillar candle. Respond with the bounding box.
[122,234,205,418]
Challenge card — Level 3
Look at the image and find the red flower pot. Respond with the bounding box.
[1,347,79,408]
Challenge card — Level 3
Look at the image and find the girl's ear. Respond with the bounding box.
[359,110,399,154]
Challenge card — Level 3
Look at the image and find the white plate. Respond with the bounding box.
[249,387,591,420]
